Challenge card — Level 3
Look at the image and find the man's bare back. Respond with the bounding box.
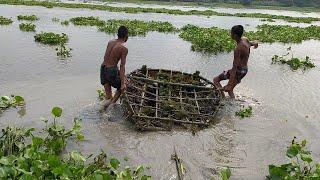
[100,26,129,106]
[234,37,251,69]
[103,39,128,68]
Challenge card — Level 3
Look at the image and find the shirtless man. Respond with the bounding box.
[213,25,258,99]
[100,26,128,106]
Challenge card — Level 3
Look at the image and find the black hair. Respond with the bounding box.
[118,26,128,39]
[231,25,244,38]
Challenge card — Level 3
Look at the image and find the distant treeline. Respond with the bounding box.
[143,0,320,7]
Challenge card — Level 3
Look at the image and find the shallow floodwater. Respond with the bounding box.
[1,4,320,180]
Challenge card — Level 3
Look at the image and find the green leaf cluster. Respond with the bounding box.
[70,16,105,26]
[17,14,38,21]
[247,24,320,43]
[0,16,12,25]
[19,23,36,32]
[235,106,252,118]
[0,95,25,114]
[55,43,72,58]
[34,32,68,45]
[267,138,320,180]
[272,47,316,70]
[97,19,178,36]
[97,89,106,101]
[0,107,151,179]
[179,24,235,54]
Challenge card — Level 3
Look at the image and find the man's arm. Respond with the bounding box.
[119,47,128,93]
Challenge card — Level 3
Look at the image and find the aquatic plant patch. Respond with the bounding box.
[61,20,69,26]
[246,24,320,43]
[272,47,316,70]
[179,24,235,54]
[34,32,68,45]
[1,0,319,23]
[0,95,25,114]
[51,17,60,22]
[17,14,38,21]
[267,137,320,179]
[19,23,36,32]
[0,106,151,179]
[70,16,105,26]
[98,19,178,36]
[180,24,320,53]
[0,16,12,25]
[55,43,72,58]
[235,106,252,118]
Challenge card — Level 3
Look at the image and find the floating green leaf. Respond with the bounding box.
[51,107,62,117]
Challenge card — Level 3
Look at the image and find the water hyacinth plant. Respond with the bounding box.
[0,16,13,25]
[0,95,25,113]
[17,14,39,21]
[55,43,72,58]
[246,24,320,43]
[61,20,69,26]
[0,106,151,179]
[51,17,60,22]
[235,106,253,118]
[179,24,235,54]
[267,138,320,179]
[98,19,177,36]
[34,32,68,45]
[19,23,36,32]
[272,47,316,70]
[70,16,105,26]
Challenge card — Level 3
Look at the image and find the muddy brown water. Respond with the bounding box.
[1,4,320,180]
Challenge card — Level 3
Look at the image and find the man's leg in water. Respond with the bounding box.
[213,76,225,98]
[103,83,113,100]
[110,90,121,104]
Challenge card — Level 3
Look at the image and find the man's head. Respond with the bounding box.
[118,26,128,42]
[231,25,244,40]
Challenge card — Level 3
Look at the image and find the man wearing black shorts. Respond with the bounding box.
[213,25,258,99]
[100,26,129,106]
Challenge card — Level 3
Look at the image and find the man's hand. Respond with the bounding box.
[251,41,258,49]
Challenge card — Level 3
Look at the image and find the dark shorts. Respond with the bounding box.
[100,65,121,90]
[218,67,248,83]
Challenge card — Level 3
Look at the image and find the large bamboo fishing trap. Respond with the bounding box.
[121,66,223,131]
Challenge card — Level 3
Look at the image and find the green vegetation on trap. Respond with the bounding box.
[1,0,320,24]
[0,16,12,25]
[272,47,316,70]
[0,106,151,179]
[0,95,24,114]
[19,23,36,32]
[17,14,38,21]
[34,32,68,45]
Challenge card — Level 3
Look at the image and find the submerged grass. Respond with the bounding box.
[1,0,319,23]
[19,23,36,32]
[17,14,39,21]
[0,16,13,25]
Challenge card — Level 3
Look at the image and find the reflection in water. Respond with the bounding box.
[0,4,320,179]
